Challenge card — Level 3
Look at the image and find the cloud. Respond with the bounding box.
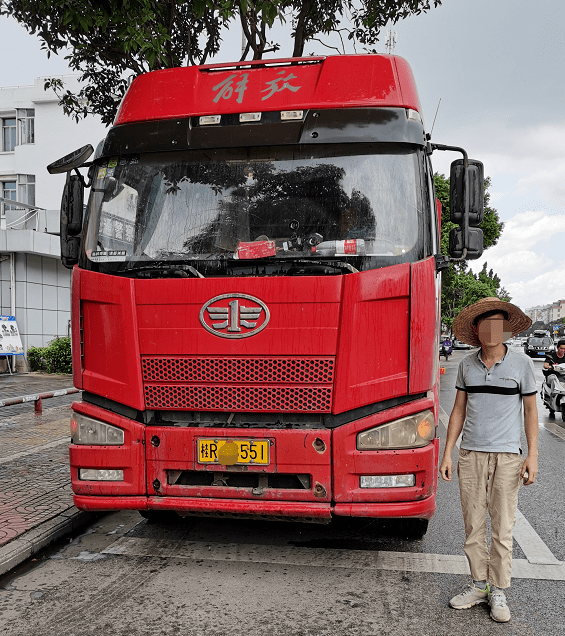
[470,209,565,308]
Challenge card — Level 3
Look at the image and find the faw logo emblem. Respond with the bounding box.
[199,294,270,339]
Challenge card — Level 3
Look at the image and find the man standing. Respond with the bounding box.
[439,297,538,623]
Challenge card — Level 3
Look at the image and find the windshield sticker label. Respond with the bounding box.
[234,240,276,260]
[108,157,118,168]
[97,167,107,179]
[89,250,127,262]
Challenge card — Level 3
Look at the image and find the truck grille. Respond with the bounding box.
[144,384,332,412]
[142,357,334,412]
[142,357,334,383]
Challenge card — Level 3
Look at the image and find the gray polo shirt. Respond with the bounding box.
[455,346,537,454]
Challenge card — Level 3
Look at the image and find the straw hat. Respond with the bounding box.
[452,297,532,347]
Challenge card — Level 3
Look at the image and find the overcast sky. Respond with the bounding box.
[1,0,564,310]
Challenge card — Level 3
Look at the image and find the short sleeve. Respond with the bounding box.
[520,357,537,396]
[455,360,466,391]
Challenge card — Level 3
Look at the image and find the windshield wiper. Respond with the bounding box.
[286,259,358,274]
[118,263,205,279]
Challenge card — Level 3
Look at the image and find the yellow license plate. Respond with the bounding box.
[197,438,270,466]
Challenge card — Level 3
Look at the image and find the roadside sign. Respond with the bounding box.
[0,316,24,355]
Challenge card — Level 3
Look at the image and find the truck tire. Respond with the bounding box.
[399,518,429,540]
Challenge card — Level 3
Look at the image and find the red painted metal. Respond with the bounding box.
[332,396,438,506]
[333,264,410,413]
[80,270,145,410]
[115,55,421,125]
[69,401,146,498]
[74,495,148,511]
[71,266,82,390]
[333,497,436,520]
[148,498,332,520]
[145,427,331,502]
[409,257,439,394]
[70,54,442,524]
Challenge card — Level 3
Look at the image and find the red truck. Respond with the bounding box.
[48,54,484,538]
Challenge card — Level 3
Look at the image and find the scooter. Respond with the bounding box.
[540,363,565,421]
[440,341,453,361]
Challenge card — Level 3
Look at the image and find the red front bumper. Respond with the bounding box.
[70,398,438,521]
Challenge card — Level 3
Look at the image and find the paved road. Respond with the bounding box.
[1,349,564,635]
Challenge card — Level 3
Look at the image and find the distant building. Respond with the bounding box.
[525,300,565,326]
[0,76,106,369]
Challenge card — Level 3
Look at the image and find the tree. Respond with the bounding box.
[434,173,507,331]
[0,0,442,124]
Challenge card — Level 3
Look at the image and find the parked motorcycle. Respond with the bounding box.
[540,363,565,421]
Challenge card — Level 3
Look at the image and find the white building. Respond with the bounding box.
[525,300,565,325]
[0,76,106,369]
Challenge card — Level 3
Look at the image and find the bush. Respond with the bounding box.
[27,345,46,371]
[27,337,72,374]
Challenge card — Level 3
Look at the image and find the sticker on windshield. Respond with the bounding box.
[89,250,127,262]
[108,157,118,168]
[97,167,107,179]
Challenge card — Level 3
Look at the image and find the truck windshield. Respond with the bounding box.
[83,143,427,275]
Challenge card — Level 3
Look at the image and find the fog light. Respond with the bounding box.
[79,469,124,481]
[360,475,415,488]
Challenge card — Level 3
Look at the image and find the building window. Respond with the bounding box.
[18,175,35,206]
[2,118,16,152]
[17,109,35,145]
[2,181,17,210]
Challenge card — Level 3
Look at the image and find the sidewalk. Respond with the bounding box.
[0,373,96,576]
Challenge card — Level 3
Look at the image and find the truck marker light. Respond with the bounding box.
[79,469,124,481]
[406,108,422,123]
[360,475,416,488]
[239,112,261,122]
[281,110,304,120]
[417,418,433,439]
[199,115,221,125]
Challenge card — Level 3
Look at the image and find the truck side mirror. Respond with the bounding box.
[60,174,84,269]
[449,159,484,226]
[449,226,484,259]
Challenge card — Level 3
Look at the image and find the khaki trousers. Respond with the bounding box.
[457,449,523,589]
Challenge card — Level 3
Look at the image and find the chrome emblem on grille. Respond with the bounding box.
[199,294,270,339]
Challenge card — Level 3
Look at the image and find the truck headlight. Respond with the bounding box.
[70,412,124,445]
[357,410,434,450]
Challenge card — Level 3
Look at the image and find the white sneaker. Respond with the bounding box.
[489,589,511,622]
[449,584,489,609]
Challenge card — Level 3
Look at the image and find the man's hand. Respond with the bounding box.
[439,455,453,481]
[521,455,538,485]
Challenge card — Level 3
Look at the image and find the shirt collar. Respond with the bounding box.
[477,344,509,366]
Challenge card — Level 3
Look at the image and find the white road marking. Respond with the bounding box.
[102,536,565,581]
[438,406,562,566]
[0,437,70,465]
[542,420,565,441]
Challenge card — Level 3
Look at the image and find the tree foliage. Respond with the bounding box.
[0,0,442,124]
[434,173,509,331]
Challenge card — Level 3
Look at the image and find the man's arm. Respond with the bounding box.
[439,389,467,481]
[521,393,538,485]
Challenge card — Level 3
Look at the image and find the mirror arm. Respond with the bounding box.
[73,167,92,189]
[430,143,469,262]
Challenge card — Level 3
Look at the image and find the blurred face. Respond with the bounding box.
[473,312,512,347]
[557,345,565,357]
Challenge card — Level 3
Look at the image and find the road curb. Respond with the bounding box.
[0,507,99,577]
